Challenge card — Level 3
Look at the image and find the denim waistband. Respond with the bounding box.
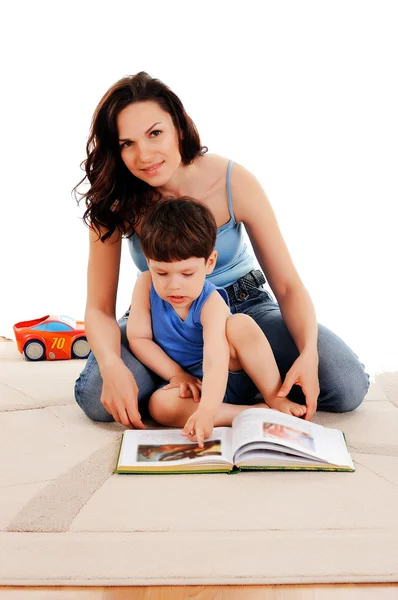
[224,269,266,304]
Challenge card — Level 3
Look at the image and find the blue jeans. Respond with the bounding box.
[74,282,370,422]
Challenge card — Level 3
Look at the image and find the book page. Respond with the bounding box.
[232,408,353,467]
[118,427,233,469]
[236,449,323,467]
[234,441,323,464]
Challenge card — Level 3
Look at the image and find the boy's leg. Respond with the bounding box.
[226,314,306,417]
[149,386,257,428]
[239,287,370,412]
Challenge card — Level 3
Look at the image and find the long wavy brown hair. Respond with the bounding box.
[73,72,208,242]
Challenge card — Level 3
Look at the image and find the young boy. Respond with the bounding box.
[127,198,306,448]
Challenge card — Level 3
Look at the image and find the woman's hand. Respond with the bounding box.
[162,372,202,402]
[276,351,320,421]
[100,357,145,429]
[181,407,215,448]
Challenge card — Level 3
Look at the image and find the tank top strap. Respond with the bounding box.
[226,159,236,224]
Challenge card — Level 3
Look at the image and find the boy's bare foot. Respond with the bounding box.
[255,398,307,417]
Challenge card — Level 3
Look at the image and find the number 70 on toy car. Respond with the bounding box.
[13,315,91,361]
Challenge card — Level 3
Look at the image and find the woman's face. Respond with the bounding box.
[116,100,182,185]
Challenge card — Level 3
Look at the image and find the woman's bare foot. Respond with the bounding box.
[257,398,307,417]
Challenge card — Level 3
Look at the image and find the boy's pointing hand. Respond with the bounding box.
[182,407,215,448]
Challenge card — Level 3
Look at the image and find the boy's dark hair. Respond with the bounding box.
[140,197,217,263]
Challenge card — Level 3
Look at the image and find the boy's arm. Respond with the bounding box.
[198,291,231,414]
[127,272,185,381]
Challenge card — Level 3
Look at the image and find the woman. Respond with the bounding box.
[73,71,369,429]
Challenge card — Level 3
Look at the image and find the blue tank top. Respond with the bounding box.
[127,160,256,288]
[150,279,229,368]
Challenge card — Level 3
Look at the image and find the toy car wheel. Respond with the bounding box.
[24,340,46,361]
[72,337,90,359]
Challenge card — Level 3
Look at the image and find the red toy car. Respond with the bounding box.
[13,315,90,361]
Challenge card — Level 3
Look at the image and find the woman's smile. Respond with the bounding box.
[140,161,164,176]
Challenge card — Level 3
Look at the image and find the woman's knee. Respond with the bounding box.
[75,383,114,422]
[74,356,114,422]
[331,367,370,412]
[317,324,370,413]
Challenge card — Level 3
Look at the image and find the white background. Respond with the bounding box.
[1,0,397,375]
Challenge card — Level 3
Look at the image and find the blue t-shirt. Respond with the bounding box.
[150,279,230,368]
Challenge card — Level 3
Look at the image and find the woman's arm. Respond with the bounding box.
[230,162,320,420]
[84,226,145,428]
[84,227,124,373]
[230,162,318,356]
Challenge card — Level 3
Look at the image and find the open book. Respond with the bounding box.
[115,408,354,474]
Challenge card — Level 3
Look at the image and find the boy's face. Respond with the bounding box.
[148,252,217,309]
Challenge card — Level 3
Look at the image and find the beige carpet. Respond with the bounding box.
[1,339,398,586]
